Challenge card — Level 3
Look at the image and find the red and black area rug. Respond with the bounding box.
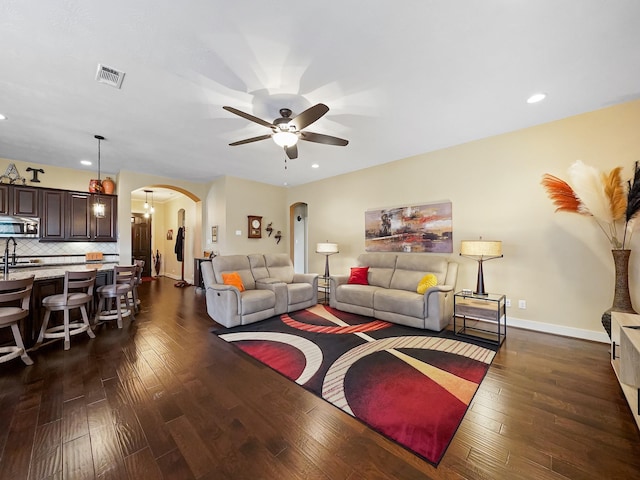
[213,304,497,466]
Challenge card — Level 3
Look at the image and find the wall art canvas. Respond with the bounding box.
[365,201,452,253]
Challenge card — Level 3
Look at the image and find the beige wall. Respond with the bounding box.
[204,176,288,256]
[287,99,640,342]
[0,158,115,192]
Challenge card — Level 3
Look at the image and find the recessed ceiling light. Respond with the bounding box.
[311,163,319,169]
[0,114,6,120]
[81,160,92,166]
[527,93,547,104]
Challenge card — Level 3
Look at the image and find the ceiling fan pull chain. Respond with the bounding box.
[284,149,288,170]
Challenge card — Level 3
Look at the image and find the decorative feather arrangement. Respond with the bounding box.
[541,160,637,249]
[603,167,626,221]
[624,161,640,247]
[567,160,613,224]
[540,174,585,214]
[626,161,640,222]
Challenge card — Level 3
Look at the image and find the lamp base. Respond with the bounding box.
[474,259,488,296]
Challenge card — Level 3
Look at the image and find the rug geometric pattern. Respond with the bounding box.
[214,304,497,466]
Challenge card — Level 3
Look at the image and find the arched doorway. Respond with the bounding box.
[290,202,308,274]
[130,186,201,283]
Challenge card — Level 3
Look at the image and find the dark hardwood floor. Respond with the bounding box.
[1,276,639,479]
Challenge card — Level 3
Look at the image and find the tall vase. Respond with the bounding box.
[602,249,636,338]
[611,249,636,313]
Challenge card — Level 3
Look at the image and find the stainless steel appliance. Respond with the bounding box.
[0,216,40,238]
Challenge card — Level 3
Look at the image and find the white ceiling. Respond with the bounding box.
[1,1,639,188]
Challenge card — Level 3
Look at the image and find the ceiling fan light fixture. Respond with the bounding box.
[272,131,298,148]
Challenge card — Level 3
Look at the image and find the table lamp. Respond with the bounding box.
[316,242,339,278]
[459,239,503,296]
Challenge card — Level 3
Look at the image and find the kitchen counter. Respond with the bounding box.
[2,262,118,281]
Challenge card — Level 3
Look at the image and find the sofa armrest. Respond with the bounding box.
[330,275,349,289]
[425,284,453,295]
[329,275,349,308]
[423,284,455,322]
[255,278,282,286]
[208,282,242,294]
[256,278,288,314]
[204,283,242,327]
[293,273,319,288]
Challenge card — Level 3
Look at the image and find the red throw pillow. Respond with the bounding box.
[348,266,369,285]
[222,272,245,292]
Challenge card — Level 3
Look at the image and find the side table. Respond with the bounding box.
[454,291,506,346]
[318,276,330,305]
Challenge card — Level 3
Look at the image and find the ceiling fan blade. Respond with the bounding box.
[285,144,298,159]
[223,106,275,128]
[229,134,273,146]
[300,131,349,146]
[289,103,329,130]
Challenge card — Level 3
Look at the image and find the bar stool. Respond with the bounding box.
[95,265,137,328]
[0,276,35,366]
[36,270,97,351]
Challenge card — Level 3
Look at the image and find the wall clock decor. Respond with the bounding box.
[248,215,262,238]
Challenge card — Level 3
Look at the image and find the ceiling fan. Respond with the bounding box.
[223,103,348,160]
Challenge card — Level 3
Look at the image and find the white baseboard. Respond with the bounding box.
[508,316,610,344]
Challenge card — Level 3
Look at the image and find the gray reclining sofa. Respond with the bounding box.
[330,252,458,331]
[200,253,318,328]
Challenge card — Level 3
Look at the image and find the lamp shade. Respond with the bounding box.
[460,240,502,258]
[316,243,339,255]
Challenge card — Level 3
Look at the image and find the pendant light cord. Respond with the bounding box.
[97,138,101,182]
[94,134,105,184]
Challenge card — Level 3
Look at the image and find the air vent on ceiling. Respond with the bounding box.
[95,63,125,89]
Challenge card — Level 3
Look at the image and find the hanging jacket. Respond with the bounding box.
[174,227,184,262]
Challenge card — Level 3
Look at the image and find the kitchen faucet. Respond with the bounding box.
[4,237,16,277]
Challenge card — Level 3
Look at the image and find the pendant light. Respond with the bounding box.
[143,189,154,218]
[93,135,105,218]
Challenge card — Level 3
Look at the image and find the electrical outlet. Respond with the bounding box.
[505,298,511,307]
[518,299,526,309]
[235,230,242,236]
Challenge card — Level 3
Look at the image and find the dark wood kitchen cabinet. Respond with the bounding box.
[0,184,39,217]
[40,189,66,240]
[0,185,9,215]
[93,195,117,241]
[0,185,118,242]
[67,192,92,240]
[13,187,39,217]
[66,192,117,242]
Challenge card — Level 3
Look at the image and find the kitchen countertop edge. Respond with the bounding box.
[4,263,119,281]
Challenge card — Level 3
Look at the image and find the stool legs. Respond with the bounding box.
[11,323,33,365]
[95,293,135,329]
[38,306,96,351]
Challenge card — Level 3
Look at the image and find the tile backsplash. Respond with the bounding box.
[2,239,119,265]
